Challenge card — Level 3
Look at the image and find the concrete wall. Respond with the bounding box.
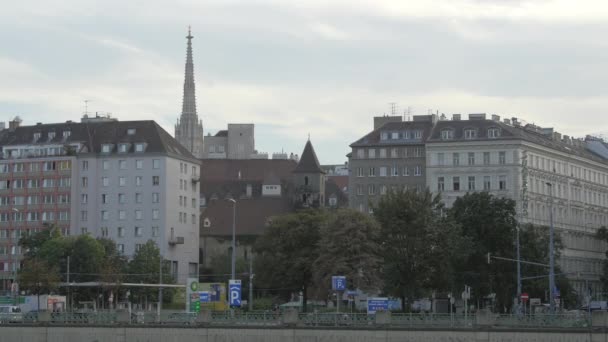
[0,326,598,342]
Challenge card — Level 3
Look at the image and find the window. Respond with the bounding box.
[136,176,142,186]
[152,226,159,237]
[356,149,364,159]
[48,132,56,140]
[192,198,196,208]
[192,214,196,224]
[441,129,454,140]
[488,128,500,138]
[484,176,491,190]
[81,227,88,235]
[101,211,109,221]
[119,160,127,169]
[438,177,445,191]
[102,177,109,187]
[357,168,363,177]
[453,177,460,191]
[381,132,388,140]
[118,193,126,204]
[368,149,376,159]
[135,193,142,203]
[403,166,410,176]
[468,152,475,165]
[101,144,112,153]
[380,185,387,195]
[356,185,363,196]
[379,149,386,158]
[135,210,142,220]
[117,244,124,254]
[127,128,136,135]
[118,144,128,153]
[153,159,160,169]
[102,160,109,170]
[368,184,376,195]
[152,193,159,203]
[415,165,422,176]
[118,227,125,237]
[464,129,477,139]
[101,194,108,204]
[390,148,398,158]
[499,175,507,190]
[453,153,460,166]
[135,143,144,152]
[118,210,126,220]
[135,226,143,237]
[119,177,126,186]
[136,160,143,169]
[152,176,160,186]
[379,166,387,177]
[438,153,444,165]
[392,166,399,176]
[101,227,109,238]
[81,177,88,187]
[368,167,376,177]
[468,176,475,190]
[499,151,506,165]
[483,152,490,165]
[413,130,422,139]
[152,210,159,220]
[415,148,423,157]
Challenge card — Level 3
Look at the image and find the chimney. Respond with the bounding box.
[512,117,520,127]
[503,118,511,125]
[8,116,22,130]
[452,114,461,121]
[468,113,486,120]
[491,114,500,122]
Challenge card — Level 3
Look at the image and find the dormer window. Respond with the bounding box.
[464,129,477,139]
[203,218,211,228]
[413,130,422,139]
[33,133,41,141]
[127,128,136,135]
[63,131,71,138]
[488,128,500,138]
[118,144,129,153]
[48,132,56,140]
[380,132,388,140]
[101,144,112,153]
[441,129,454,140]
[134,143,145,152]
[391,132,399,139]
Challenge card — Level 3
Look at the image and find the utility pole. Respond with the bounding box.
[546,182,556,314]
[517,151,529,315]
[157,257,163,322]
[249,255,253,311]
[67,256,70,312]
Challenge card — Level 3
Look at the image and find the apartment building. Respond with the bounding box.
[426,113,608,296]
[348,115,437,213]
[0,117,200,286]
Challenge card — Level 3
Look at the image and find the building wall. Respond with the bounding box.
[349,145,427,213]
[202,136,227,159]
[227,124,255,159]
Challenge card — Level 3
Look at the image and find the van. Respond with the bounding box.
[0,305,23,323]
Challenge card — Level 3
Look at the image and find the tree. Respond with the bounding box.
[373,189,470,310]
[126,240,174,303]
[18,258,60,295]
[596,227,608,293]
[312,209,383,299]
[254,209,326,312]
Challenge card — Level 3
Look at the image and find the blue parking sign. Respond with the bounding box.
[229,280,241,307]
[332,276,346,291]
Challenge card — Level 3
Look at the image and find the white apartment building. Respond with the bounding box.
[0,118,200,286]
[426,114,608,297]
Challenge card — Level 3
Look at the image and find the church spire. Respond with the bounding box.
[182,25,197,116]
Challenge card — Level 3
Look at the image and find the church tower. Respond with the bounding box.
[175,27,204,158]
[293,139,326,208]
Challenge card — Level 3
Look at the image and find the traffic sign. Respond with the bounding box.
[521,293,529,303]
[332,276,346,291]
[229,279,242,307]
[367,297,389,314]
[199,291,210,303]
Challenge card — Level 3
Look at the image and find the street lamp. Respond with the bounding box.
[546,182,556,314]
[226,198,237,281]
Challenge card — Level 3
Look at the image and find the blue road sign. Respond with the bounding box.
[229,280,242,307]
[199,291,210,303]
[331,276,346,291]
[367,297,389,314]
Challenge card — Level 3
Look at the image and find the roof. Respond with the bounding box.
[293,140,324,173]
[215,130,228,137]
[350,120,435,147]
[325,178,348,207]
[200,159,297,182]
[0,120,196,160]
[327,175,348,192]
[202,197,293,236]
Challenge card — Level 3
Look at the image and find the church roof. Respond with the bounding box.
[293,140,325,174]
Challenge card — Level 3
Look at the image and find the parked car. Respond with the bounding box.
[0,305,23,323]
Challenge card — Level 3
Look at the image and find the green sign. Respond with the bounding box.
[190,281,198,292]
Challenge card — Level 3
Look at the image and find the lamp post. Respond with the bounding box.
[546,182,556,314]
[226,199,237,281]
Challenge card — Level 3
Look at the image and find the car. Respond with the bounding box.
[0,306,23,323]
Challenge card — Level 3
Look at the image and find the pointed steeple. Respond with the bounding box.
[293,140,325,174]
[182,26,197,116]
[175,26,205,158]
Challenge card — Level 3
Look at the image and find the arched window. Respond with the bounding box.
[441,129,454,140]
[304,176,309,186]
[487,127,500,138]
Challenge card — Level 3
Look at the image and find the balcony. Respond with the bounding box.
[168,236,184,246]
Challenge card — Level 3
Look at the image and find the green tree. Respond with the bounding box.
[127,240,174,303]
[313,209,383,299]
[596,226,608,293]
[373,189,470,310]
[18,258,61,295]
[254,210,326,312]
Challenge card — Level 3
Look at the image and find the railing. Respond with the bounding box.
[0,311,592,329]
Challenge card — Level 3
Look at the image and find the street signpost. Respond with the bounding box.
[367,297,389,314]
[331,276,346,313]
[229,280,242,308]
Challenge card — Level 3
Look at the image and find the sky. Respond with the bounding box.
[2,0,608,164]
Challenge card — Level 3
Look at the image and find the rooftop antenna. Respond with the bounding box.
[389,102,397,116]
[84,100,91,116]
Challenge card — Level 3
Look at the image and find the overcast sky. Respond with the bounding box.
[2,0,608,164]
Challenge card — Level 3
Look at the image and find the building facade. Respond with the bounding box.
[0,118,200,286]
[202,124,260,159]
[425,114,608,297]
[174,28,205,159]
[348,115,436,214]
